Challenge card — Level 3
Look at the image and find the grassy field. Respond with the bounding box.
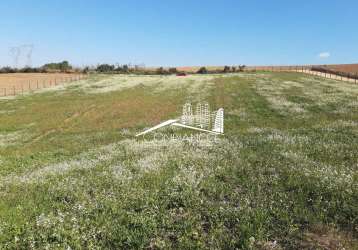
[0,72,357,249]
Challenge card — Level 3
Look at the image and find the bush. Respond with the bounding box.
[156,67,169,75]
[238,65,246,72]
[197,67,208,74]
[0,67,16,73]
[169,67,177,74]
[82,67,90,74]
[96,64,115,73]
[19,67,41,73]
[223,66,231,73]
[42,61,72,72]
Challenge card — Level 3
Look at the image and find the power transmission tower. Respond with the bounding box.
[9,46,22,68]
[9,44,34,68]
[23,44,34,67]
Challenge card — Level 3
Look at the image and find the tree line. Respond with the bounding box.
[0,61,246,75]
[94,64,246,75]
[0,61,74,74]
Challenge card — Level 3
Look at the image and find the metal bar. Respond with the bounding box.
[172,123,222,135]
[136,119,179,137]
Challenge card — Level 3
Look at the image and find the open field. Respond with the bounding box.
[245,64,358,74]
[0,73,83,96]
[169,64,358,76]
[325,64,358,74]
[0,72,357,248]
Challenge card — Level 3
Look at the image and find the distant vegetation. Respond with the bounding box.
[197,67,208,74]
[92,64,247,75]
[42,61,72,72]
[2,62,358,79]
[0,61,76,74]
[0,62,247,75]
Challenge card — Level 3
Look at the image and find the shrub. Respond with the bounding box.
[96,64,115,73]
[197,67,208,74]
[238,65,246,72]
[223,66,231,73]
[0,67,16,73]
[156,67,168,75]
[169,67,177,74]
[19,67,40,73]
[42,61,72,72]
[82,67,90,74]
[122,65,129,73]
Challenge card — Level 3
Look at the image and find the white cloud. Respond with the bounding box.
[318,52,330,59]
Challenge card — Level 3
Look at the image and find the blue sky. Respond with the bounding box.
[1,0,357,67]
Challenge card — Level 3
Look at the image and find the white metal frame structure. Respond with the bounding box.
[136,103,224,137]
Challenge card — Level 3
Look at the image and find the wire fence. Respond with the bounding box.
[244,65,358,84]
[0,74,88,97]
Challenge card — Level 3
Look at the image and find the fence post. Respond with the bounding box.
[22,83,24,95]
[13,86,16,96]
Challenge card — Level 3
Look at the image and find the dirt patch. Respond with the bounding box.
[325,64,358,74]
[0,73,84,96]
[300,225,358,249]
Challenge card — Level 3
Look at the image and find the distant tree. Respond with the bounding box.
[0,67,16,73]
[223,65,231,73]
[169,67,177,74]
[232,66,237,72]
[19,67,39,73]
[42,61,72,72]
[197,67,208,74]
[122,64,129,73]
[96,64,115,72]
[59,61,71,71]
[156,67,167,75]
[238,65,246,72]
[115,65,123,72]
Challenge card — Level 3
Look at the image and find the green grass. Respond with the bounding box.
[0,72,357,249]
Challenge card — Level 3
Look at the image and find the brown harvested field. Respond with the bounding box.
[324,64,358,74]
[245,64,358,74]
[0,73,82,96]
[176,66,224,73]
